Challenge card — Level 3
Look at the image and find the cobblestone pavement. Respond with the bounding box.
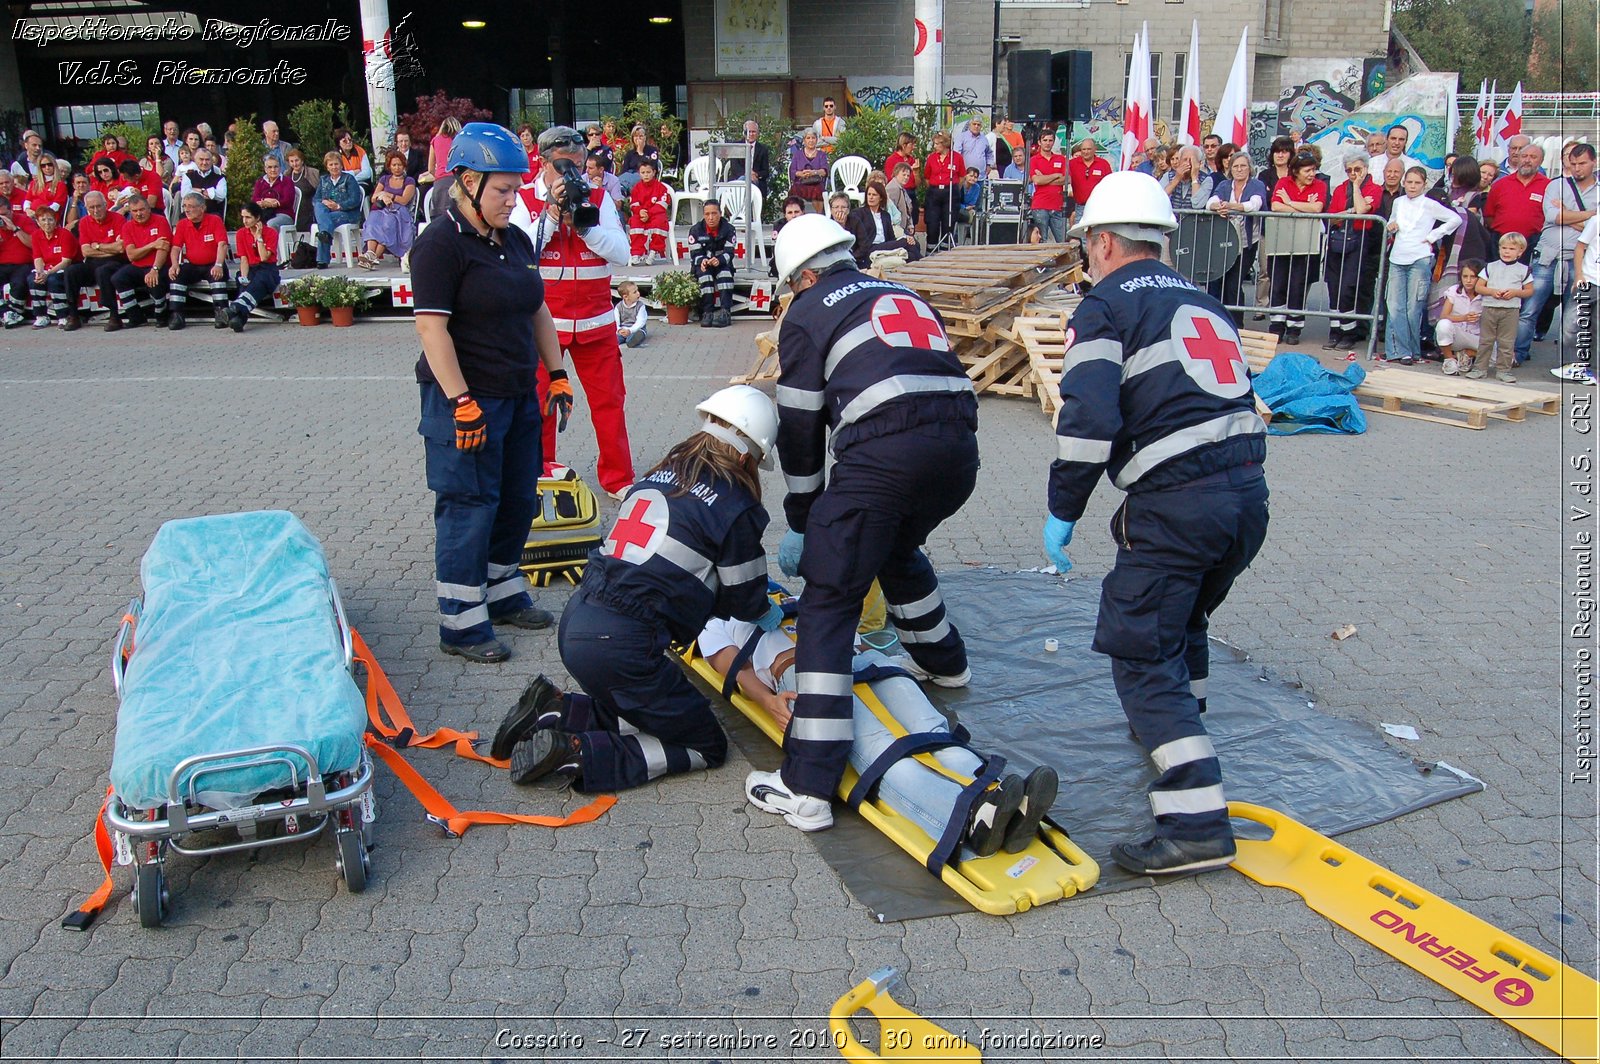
[0,311,1591,1063]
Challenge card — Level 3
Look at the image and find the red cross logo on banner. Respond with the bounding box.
[603,490,669,563]
[735,242,746,258]
[1171,308,1249,398]
[675,241,689,260]
[870,294,948,351]
[748,286,771,310]
[391,283,413,306]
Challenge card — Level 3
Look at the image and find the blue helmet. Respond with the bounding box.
[446,122,525,175]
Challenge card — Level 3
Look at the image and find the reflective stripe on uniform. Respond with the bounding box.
[551,310,616,334]
[789,715,855,742]
[776,385,825,411]
[655,535,716,588]
[895,618,951,644]
[715,556,767,584]
[838,374,973,425]
[1121,336,1187,380]
[635,733,668,778]
[540,265,611,281]
[485,575,530,603]
[1062,336,1122,372]
[439,604,490,630]
[1149,783,1227,817]
[823,321,878,377]
[436,581,485,601]
[1113,410,1265,489]
[1191,677,1208,698]
[1057,435,1114,464]
[486,562,522,580]
[886,589,941,621]
[784,470,824,493]
[1149,734,1217,774]
[795,671,854,697]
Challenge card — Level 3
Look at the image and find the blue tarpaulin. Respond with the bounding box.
[1252,353,1368,435]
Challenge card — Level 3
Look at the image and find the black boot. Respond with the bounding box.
[167,308,186,331]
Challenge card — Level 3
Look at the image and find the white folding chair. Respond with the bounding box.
[830,156,870,206]
[331,196,367,269]
[717,185,766,269]
[668,190,706,266]
[682,156,711,196]
[276,186,305,265]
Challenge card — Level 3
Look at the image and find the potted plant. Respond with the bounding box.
[283,276,324,326]
[652,270,699,325]
[319,276,372,327]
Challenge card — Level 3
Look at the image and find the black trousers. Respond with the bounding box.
[1093,465,1269,843]
[924,186,956,247]
[1206,243,1257,329]
[1267,253,1317,333]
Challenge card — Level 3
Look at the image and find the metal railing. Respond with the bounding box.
[1170,205,1396,359]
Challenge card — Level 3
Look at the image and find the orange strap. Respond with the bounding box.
[352,628,616,836]
[61,786,115,930]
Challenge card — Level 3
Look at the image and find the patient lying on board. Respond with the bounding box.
[699,615,1058,855]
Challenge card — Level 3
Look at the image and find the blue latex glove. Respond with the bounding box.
[755,600,785,632]
[778,530,804,578]
[1043,516,1075,573]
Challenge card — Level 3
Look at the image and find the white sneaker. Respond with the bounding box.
[30,317,48,329]
[629,255,642,266]
[1,311,23,328]
[745,770,833,831]
[893,655,972,689]
[1553,363,1597,384]
[605,483,633,502]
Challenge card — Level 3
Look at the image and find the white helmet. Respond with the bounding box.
[774,213,855,287]
[696,385,779,469]
[1067,170,1179,241]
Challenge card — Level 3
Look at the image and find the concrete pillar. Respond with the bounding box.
[914,0,944,107]
[359,0,399,150]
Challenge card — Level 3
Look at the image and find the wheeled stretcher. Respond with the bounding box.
[676,588,1099,916]
[70,511,375,929]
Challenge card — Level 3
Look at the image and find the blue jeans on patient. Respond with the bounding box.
[1384,259,1430,360]
[1517,257,1563,362]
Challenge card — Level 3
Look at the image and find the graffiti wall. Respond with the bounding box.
[845,76,989,114]
[1305,71,1457,173]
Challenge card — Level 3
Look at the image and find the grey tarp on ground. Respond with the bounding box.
[715,568,1483,922]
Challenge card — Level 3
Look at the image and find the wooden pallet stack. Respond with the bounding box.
[1239,331,1562,429]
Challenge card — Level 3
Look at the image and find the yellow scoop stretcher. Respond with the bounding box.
[676,615,1098,916]
[1231,801,1598,1063]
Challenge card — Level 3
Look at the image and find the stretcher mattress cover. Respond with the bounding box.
[110,511,366,811]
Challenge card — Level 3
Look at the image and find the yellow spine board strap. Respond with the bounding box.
[830,967,982,1062]
[1230,801,1598,1063]
[675,593,1099,916]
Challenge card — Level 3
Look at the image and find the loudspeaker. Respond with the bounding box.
[981,218,1022,245]
[1008,50,1052,122]
[1051,50,1092,124]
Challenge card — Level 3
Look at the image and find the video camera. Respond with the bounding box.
[551,157,600,230]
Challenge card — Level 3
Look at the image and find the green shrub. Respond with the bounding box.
[286,99,358,167]
[282,276,324,308]
[226,115,264,228]
[319,275,373,310]
[652,270,700,307]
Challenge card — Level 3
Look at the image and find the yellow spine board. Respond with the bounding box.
[830,968,983,1062]
[1230,802,1598,1063]
[677,632,1099,916]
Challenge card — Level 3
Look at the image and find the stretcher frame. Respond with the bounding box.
[97,580,376,928]
[676,613,1099,916]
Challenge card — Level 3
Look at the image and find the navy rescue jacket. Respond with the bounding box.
[582,468,771,644]
[1049,258,1267,522]
[775,267,977,531]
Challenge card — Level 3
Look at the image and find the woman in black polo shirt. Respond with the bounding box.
[412,122,576,664]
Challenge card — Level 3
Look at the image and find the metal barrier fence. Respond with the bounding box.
[1170,206,1395,359]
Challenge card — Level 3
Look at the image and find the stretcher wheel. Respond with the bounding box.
[135,862,167,928]
[335,829,369,893]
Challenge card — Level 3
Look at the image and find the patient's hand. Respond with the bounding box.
[756,689,797,730]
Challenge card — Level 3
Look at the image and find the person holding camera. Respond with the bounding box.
[509,126,636,501]
[412,122,573,664]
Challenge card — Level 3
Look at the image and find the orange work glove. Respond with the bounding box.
[545,369,573,432]
[452,394,487,451]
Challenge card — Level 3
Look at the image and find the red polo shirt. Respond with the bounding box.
[1069,155,1112,206]
[1483,172,1552,240]
[33,228,79,268]
[0,220,33,264]
[235,224,279,267]
[924,151,961,188]
[172,213,228,266]
[1030,151,1068,211]
[78,213,123,250]
[1273,176,1329,208]
[120,214,172,268]
[884,150,920,190]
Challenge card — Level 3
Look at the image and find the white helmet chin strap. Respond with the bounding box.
[700,420,753,458]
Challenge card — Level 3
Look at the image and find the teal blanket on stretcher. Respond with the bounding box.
[110,511,365,811]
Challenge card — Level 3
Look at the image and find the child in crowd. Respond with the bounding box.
[614,280,648,348]
[1471,234,1533,382]
[1437,259,1484,376]
[627,158,670,265]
